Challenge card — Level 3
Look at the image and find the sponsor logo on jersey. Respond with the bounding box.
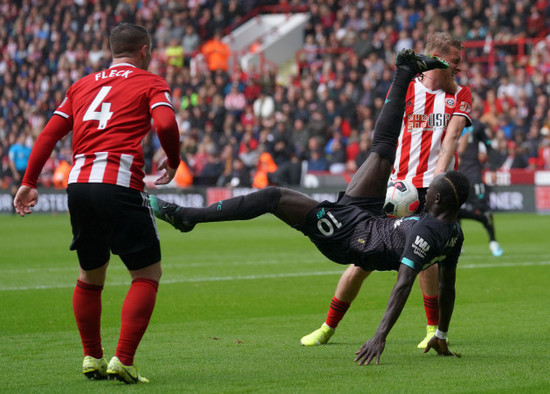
[412,235,430,258]
[445,236,458,248]
[316,208,326,219]
[407,113,450,131]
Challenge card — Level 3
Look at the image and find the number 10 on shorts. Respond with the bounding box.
[317,211,342,236]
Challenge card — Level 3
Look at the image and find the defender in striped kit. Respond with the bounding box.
[14,23,181,383]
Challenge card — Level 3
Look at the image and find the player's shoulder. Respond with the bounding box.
[456,84,472,97]
[415,213,450,233]
[133,69,170,91]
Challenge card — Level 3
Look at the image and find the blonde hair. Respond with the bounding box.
[425,32,463,56]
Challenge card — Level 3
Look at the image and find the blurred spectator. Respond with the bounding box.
[199,148,224,185]
[535,127,550,169]
[166,38,185,68]
[268,153,302,186]
[1,141,13,187]
[52,158,71,189]
[224,83,247,117]
[253,91,275,120]
[244,77,262,104]
[2,0,550,193]
[39,152,59,188]
[307,149,329,172]
[307,110,329,146]
[252,144,277,189]
[325,132,347,174]
[249,38,263,53]
[200,30,231,72]
[218,156,252,188]
[174,159,194,188]
[351,132,372,171]
[8,132,32,195]
[182,24,201,56]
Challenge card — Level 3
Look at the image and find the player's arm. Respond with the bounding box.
[151,104,181,185]
[434,114,468,176]
[354,263,417,366]
[14,115,72,216]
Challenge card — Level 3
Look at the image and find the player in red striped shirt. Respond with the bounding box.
[301,32,472,349]
[14,23,181,383]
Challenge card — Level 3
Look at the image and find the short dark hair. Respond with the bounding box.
[110,23,150,58]
[441,170,470,209]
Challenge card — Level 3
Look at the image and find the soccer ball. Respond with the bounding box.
[383,180,420,218]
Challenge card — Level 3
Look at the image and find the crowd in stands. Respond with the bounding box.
[2,0,550,192]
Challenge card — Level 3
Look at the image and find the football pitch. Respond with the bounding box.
[1,212,549,393]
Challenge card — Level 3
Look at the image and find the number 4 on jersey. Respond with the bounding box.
[83,86,113,129]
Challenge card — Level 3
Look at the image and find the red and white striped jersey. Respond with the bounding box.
[54,63,174,191]
[391,78,472,189]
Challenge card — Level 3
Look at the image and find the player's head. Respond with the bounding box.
[110,23,152,70]
[424,32,463,94]
[425,171,470,218]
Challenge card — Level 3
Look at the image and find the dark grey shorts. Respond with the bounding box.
[298,193,384,265]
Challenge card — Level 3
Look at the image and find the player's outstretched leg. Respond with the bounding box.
[150,187,318,232]
[395,48,449,74]
[346,49,447,200]
[150,188,282,232]
[150,195,195,232]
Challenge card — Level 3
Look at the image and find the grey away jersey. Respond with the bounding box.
[348,214,463,272]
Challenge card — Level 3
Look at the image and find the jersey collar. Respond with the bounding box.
[110,62,136,68]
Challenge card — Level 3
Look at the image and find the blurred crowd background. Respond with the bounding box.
[2,0,550,192]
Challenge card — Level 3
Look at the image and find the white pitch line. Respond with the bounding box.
[1,260,549,292]
[0,270,347,291]
[0,258,324,274]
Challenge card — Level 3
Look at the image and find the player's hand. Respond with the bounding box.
[154,158,177,185]
[423,336,461,357]
[354,336,386,366]
[13,185,38,217]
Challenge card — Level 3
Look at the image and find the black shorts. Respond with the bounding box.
[67,183,161,271]
[463,182,490,212]
[297,193,384,265]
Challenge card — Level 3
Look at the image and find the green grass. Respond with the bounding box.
[1,212,549,393]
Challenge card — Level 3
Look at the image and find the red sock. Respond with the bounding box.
[115,278,159,366]
[325,297,351,329]
[423,294,439,326]
[73,279,103,359]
